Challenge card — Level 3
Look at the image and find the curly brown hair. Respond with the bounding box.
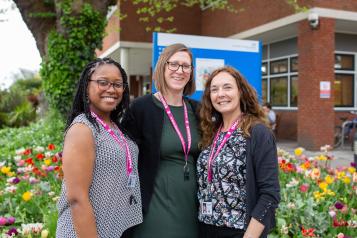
[200,66,267,148]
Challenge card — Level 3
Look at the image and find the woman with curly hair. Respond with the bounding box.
[197,66,280,238]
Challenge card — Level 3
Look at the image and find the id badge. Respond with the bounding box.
[201,201,213,216]
[127,174,137,188]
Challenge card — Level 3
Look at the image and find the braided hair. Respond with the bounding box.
[66,57,130,132]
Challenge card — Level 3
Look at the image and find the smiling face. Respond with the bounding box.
[87,64,123,119]
[163,51,192,95]
[210,71,241,118]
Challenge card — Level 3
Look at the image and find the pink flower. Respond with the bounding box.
[300,183,309,193]
[0,217,7,226]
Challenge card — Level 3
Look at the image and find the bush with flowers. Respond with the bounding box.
[270,145,357,238]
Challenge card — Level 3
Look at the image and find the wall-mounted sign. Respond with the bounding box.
[320,81,331,99]
[152,32,262,101]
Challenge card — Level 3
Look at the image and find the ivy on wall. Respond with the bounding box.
[40,1,106,117]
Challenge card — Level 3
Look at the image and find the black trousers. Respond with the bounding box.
[199,222,245,238]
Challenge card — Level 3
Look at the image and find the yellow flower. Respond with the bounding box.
[325,175,334,184]
[348,167,356,174]
[343,176,351,184]
[313,191,324,201]
[324,189,336,196]
[44,159,51,166]
[294,147,304,156]
[22,191,33,201]
[317,155,327,161]
[319,182,328,191]
[1,166,11,174]
[337,171,346,179]
[41,229,49,238]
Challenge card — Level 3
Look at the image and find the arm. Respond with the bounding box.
[245,125,280,238]
[62,124,98,238]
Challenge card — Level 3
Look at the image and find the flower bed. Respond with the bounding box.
[270,146,357,238]
[0,144,62,237]
[0,144,356,237]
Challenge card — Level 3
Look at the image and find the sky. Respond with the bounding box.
[0,0,41,89]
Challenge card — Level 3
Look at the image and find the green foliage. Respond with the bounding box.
[0,75,42,128]
[41,1,107,117]
[0,110,64,160]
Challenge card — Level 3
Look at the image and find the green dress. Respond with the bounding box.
[132,97,200,238]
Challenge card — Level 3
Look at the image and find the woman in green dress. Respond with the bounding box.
[122,43,200,238]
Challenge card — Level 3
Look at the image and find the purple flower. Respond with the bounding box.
[351,162,356,167]
[6,217,15,225]
[6,227,18,236]
[11,177,20,184]
[335,201,344,210]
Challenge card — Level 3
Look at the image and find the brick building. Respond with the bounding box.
[97,0,357,150]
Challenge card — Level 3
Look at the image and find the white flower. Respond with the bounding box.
[15,148,26,155]
[45,152,52,158]
[21,223,43,235]
[13,155,22,162]
[286,178,299,188]
[287,202,296,209]
[4,185,17,193]
[34,146,45,153]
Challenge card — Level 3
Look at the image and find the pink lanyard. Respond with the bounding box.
[91,111,133,176]
[207,117,242,183]
[157,92,191,164]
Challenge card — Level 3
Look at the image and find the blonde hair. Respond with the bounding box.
[153,43,195,96]
[200,66,267,148]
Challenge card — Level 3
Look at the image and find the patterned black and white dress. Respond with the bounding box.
[197,128,247,229]
[56,114,142,237]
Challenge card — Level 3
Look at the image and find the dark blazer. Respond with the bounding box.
[245,123,280,237]
[122,94,200,214]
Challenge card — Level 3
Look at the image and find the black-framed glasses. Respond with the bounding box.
[89,79,127,90]
[166,61,193,73]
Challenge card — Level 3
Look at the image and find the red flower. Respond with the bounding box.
[36,153,45,160]
[301,226,316,237]
[32,167,41,176]
[52,156,58,163]
[333,218,348,227]
[24,149,32,155]
[48,144,55,150]
[25,158,34,165]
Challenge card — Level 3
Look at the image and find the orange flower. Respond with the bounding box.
[301,226,316,237]
[47,144,55,150]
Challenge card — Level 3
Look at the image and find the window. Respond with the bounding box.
[270,77,288,106]
[334,74,354,107]
[335,54,354,70]
[290,76,298,107]
[262,63,267,76]
[270,59,288,74]
[262,78,267,103]
[291,57,298,72]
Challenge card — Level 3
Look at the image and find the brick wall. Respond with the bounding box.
[96,5,120,56]
[276,111,298,140]
[119,1,202,42]
[297,17,335,150]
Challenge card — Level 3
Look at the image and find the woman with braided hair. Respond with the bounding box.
[56,58,142,237]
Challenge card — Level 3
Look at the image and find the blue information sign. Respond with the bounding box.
[152,32,262,101]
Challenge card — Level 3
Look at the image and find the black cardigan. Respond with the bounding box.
[245,123,280,237]
[122,94,200,214]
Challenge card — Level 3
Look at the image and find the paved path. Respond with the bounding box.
[277,140,355,168]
